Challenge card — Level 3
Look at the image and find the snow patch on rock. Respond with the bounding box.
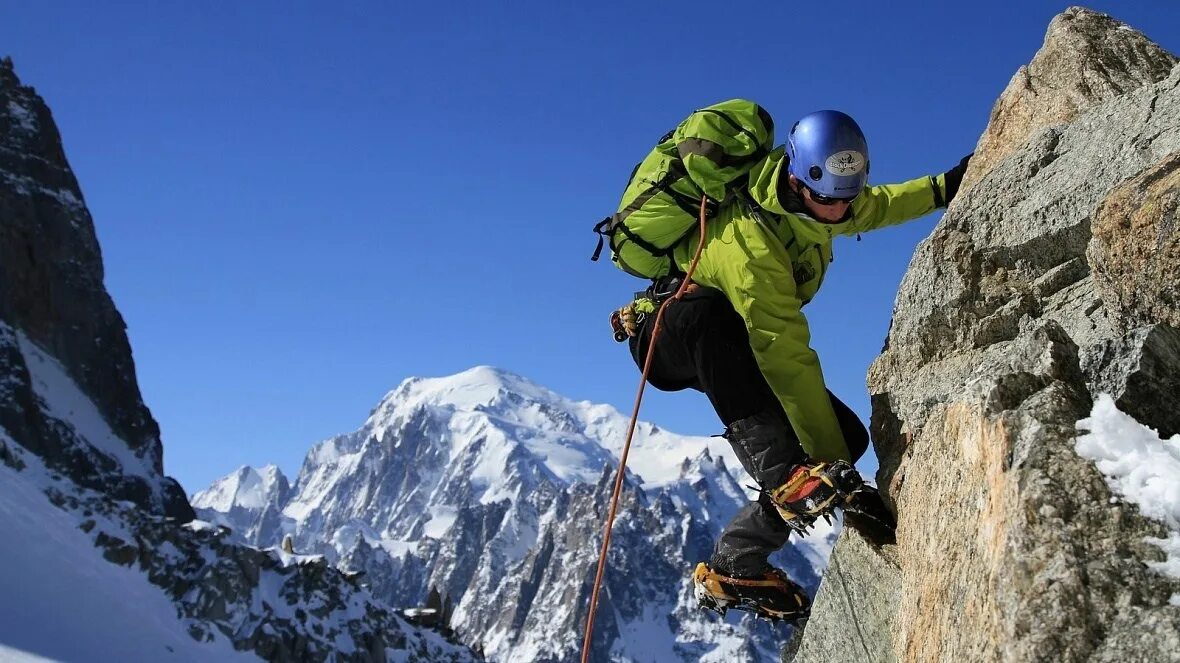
[16,330,156,481]
[1076,394,1180,599]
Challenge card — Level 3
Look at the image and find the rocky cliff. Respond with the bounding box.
[0,58,479,662]
[791,8,1180,663]
[0,56,193,518]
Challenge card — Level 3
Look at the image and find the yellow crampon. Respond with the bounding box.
[767,460,862,533]
[692,562,809,622]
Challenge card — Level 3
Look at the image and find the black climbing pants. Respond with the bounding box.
[628,286,868,577]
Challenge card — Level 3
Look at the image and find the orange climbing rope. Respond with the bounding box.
[580,195,711,663]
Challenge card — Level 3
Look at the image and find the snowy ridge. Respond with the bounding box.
[0,434,256,662]
[0,427,479,662]
[191,463,294,548]
[364,365,741,490]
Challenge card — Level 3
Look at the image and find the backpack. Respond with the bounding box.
[591,99,775,279]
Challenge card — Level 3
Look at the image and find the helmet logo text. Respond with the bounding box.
[825,150,866,176]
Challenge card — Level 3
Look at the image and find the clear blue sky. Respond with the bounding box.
[4,2,1178,493]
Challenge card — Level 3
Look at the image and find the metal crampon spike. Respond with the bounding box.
[694,582,731,617]
[698,595,728,617]
[786,519,811,535]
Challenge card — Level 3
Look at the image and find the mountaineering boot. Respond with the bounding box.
[767,460,864,534]
[692,562,809,622]
[842,482,898,534]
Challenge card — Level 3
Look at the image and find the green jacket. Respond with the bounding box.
[668,117,946,461]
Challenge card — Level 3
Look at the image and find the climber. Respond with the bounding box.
[608,103,971,621]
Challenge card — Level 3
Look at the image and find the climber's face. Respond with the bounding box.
[792,175,853,222]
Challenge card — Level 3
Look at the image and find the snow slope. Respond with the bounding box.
[0,437,256,662]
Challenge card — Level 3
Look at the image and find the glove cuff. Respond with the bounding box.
[942,152,973,206]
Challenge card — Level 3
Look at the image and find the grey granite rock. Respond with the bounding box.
[785,525,900,663]
[965,6,1177,189]
[1088,153,1180,333]
[1084,324,1180,438]
[794,8,1180,662]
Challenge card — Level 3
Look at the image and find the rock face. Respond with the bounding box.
[0,57,190,519]
[963,7,1176,191]
[1088,153,1180,335]
[793,8,1180,663]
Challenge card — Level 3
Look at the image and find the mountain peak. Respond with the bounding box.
[193,464,290,512]
[370,366,560,424]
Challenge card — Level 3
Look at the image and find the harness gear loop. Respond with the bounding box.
[580,194,711,663]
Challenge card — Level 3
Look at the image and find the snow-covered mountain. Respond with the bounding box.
[196,366,838,662]
[195,464,293,544]
[198,464,292,512]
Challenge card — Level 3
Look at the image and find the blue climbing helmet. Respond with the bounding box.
[786,110,869,199]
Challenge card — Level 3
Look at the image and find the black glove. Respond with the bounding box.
[943,152,973,206]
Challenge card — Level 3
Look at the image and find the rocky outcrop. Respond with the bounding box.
[0,57,190,519]
[1088,154,1180,335]
[963,7,1176,191]
[793,8,1180,663]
